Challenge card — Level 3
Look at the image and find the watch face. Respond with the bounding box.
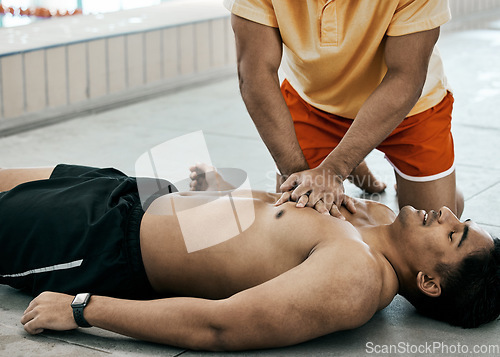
[72,293,90,307]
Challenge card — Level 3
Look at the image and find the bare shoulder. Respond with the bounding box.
[308,233,385,327]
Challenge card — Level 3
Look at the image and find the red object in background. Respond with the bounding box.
[40,8,51,18]
[33,7,52,18]
[0,5,82,18]
[20,8,31,16]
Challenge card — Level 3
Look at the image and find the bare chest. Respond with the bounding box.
[140,201,332,298]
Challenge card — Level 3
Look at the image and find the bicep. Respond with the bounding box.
[385,27,440,80]
[213,252,380,350]
[231,14,283,74]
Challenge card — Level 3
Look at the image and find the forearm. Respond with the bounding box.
[320,70,424,178]
[84,296,223,351]
[239,70,308,176]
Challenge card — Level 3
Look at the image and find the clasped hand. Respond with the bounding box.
[275,167,356,219]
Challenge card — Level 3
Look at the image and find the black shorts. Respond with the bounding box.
[0,164,176,299]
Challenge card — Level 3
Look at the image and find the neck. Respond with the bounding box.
[358,223,413,295]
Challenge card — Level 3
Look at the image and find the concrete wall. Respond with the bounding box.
[0,1,236,136]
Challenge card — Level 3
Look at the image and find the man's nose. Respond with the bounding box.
[438,206,459,224]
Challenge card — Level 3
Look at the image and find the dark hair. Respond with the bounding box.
[408,237,500,328]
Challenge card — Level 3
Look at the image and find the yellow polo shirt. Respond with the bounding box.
[224,0,452,119]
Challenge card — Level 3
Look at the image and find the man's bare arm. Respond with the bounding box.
[22,246,381,351]
[279,28,441,212]
[232,14,309,176]
[320,28,441,178]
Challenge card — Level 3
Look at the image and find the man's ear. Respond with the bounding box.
[416,271,442,297]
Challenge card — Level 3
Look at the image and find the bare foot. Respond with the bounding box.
[348,161,387,194]
[189,163,235,191]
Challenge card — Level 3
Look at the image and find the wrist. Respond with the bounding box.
[71,293,92,328]
[277,161,309,177]
[318,159,352,181]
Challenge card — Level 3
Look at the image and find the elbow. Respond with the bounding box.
[236,62,258,99]
[237,68,256,106]
[384,68,426,113]
[235,55,253,95]
[203,324,262,352]
[236,62,279,99]
[208,325,246,352]
[400,70,427,101]
[206,325,229,352]
[409,81,425,106]
[185,325,232,352]
[411,73,426,99]
[236,65,246,95]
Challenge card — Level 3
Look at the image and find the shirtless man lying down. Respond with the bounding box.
[0,163,498,351]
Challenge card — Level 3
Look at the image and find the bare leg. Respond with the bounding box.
[189,163,235,191]
[348,161,387,194]
[395,170,464,218]
[0,167,55,192]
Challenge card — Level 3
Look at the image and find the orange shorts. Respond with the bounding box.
[281,80,455,182]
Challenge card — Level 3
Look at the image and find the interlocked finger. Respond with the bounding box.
[329,203,345,220]
[314,199,330,215]
[343,195,357,214]
[320,192,335,211]
[296,193,310,207]
[306,190,324,208]
[275,191,292,206]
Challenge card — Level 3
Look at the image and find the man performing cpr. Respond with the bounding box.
[0,163,498,351]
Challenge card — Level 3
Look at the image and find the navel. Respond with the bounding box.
[275,209,285,219]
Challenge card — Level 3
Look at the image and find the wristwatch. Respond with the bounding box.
[71,293,92,328]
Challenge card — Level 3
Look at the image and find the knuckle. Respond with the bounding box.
[39,291,50,299]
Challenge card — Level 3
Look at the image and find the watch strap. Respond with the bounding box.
[73,306,92,328]
[72,300,92,328]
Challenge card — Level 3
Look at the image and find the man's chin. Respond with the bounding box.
[395,206,417,225]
